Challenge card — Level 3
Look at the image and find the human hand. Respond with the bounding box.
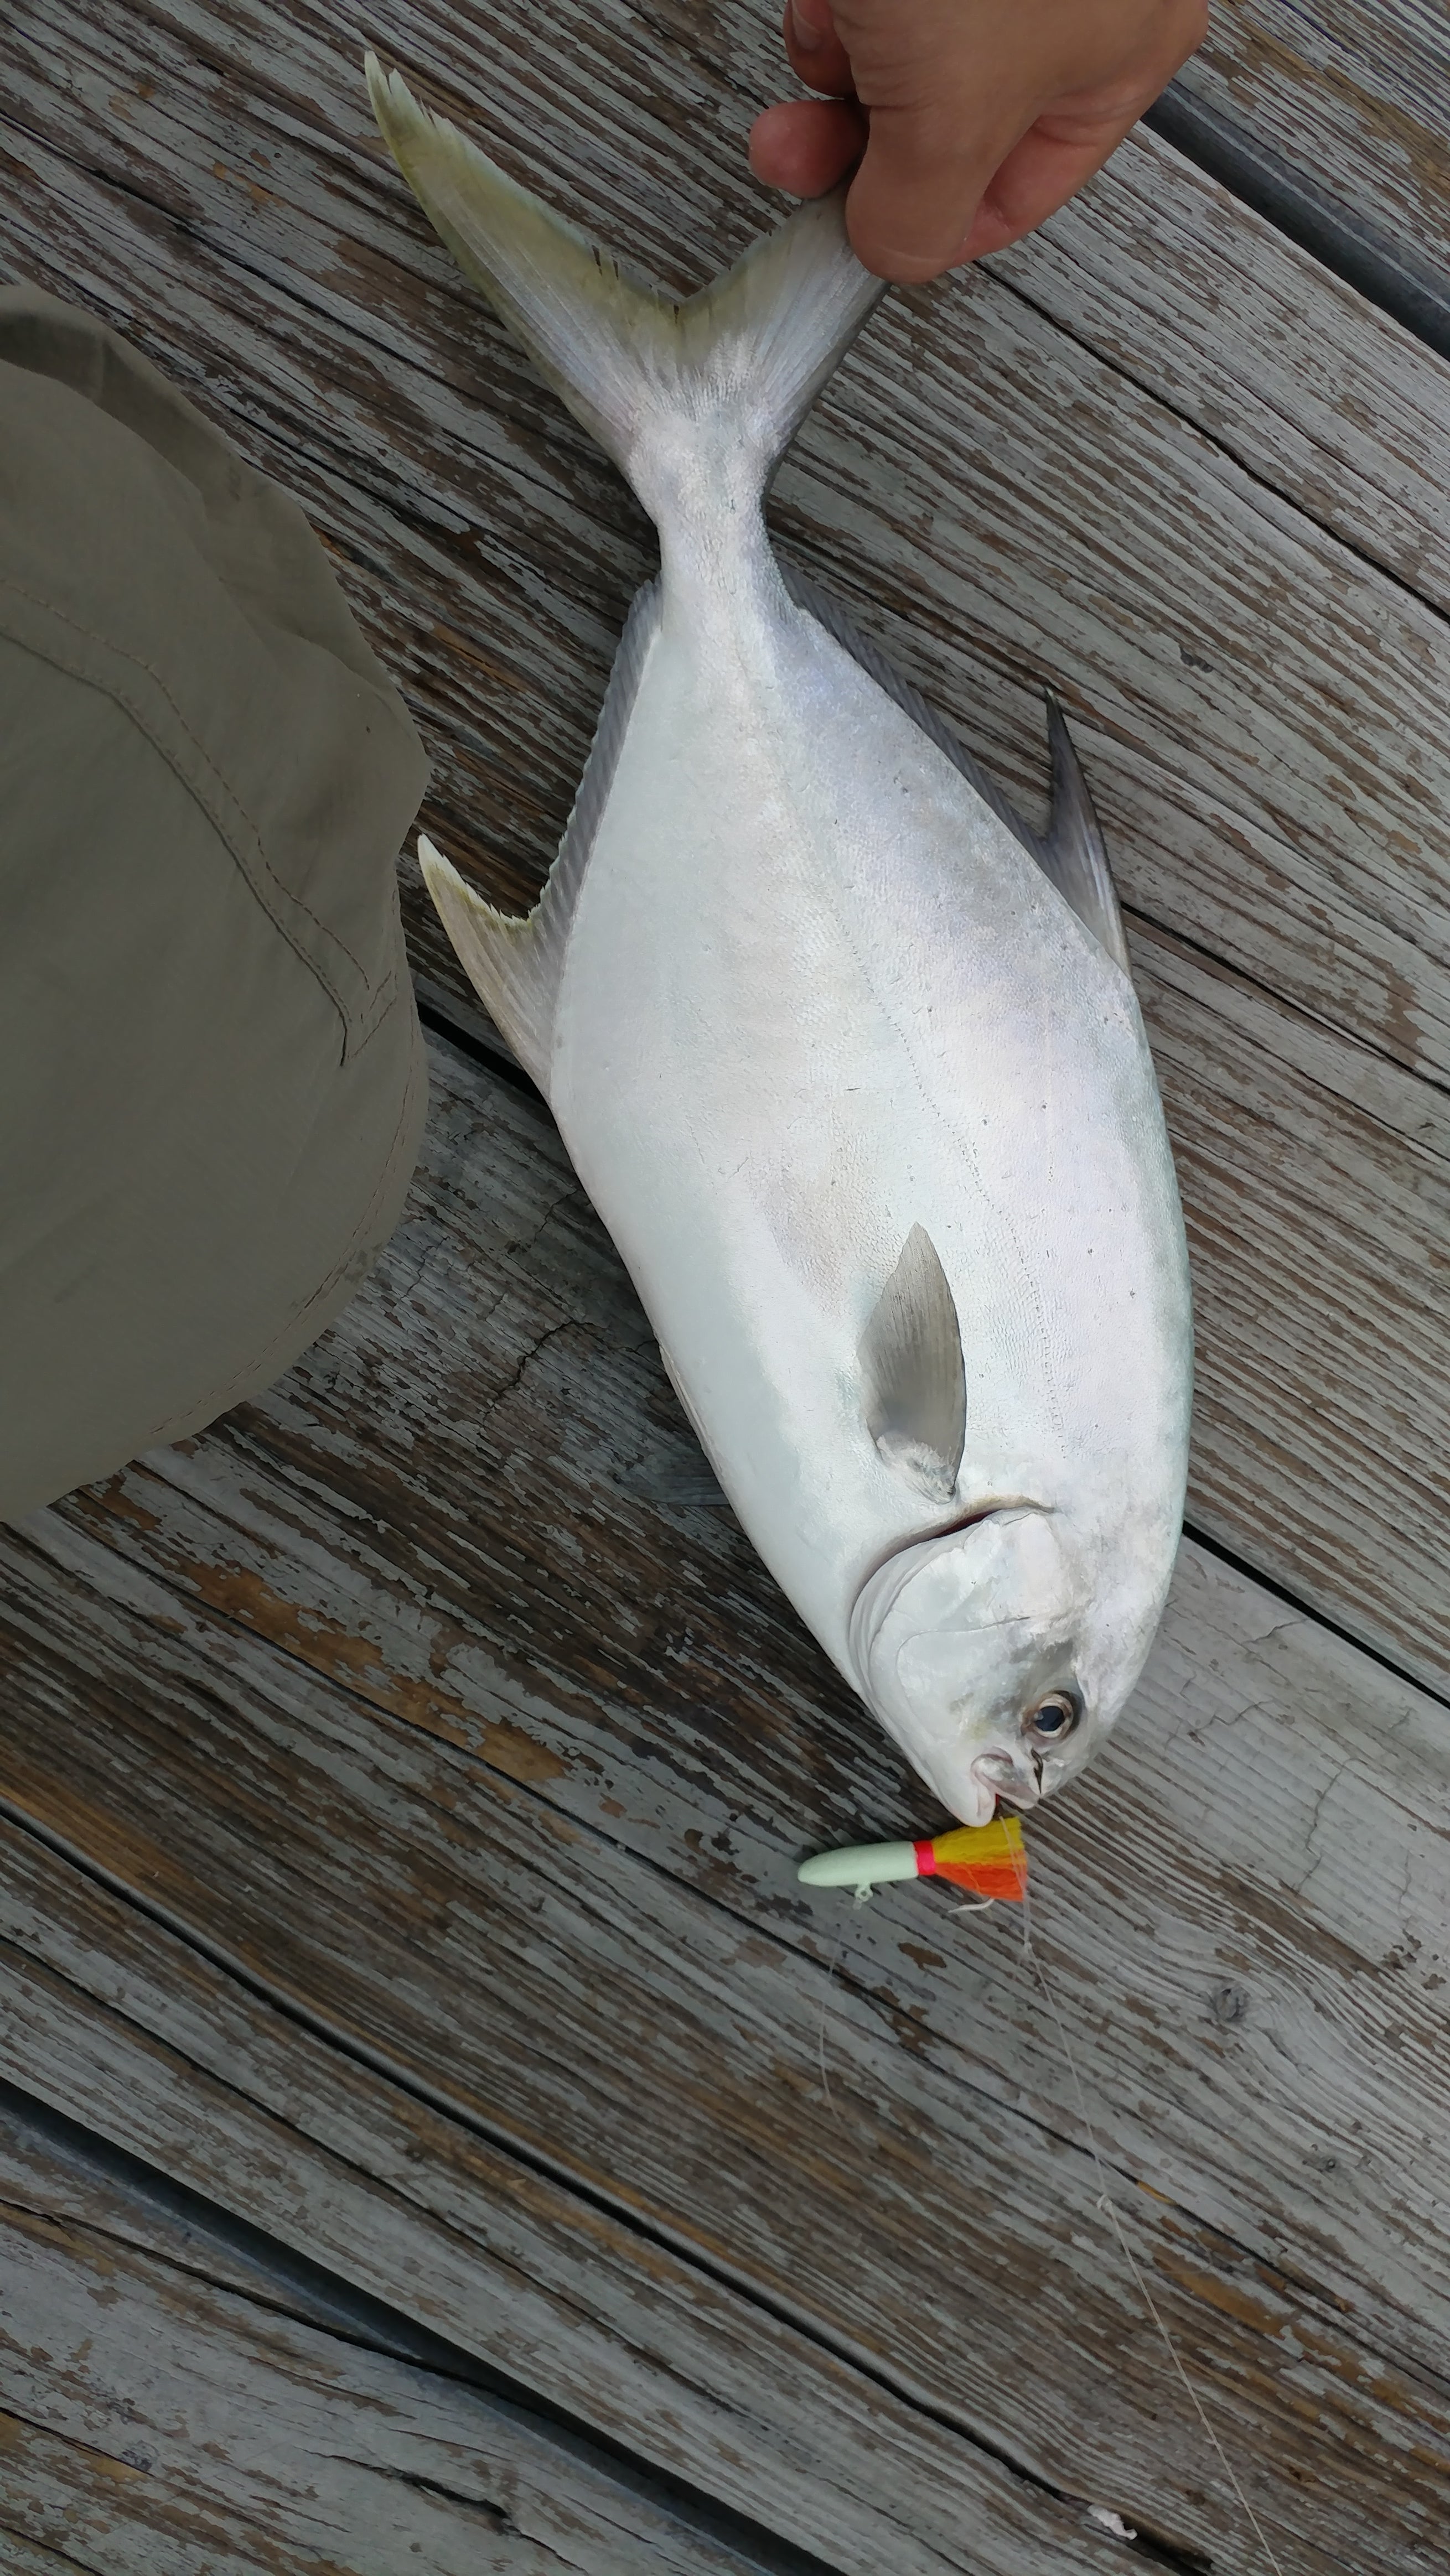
[748,0,1208,281]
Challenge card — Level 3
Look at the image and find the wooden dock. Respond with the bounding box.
[3,5,1449,2568]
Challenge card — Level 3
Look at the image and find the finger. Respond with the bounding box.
[750,98,867,199]
[779,0,856,100]
[844,99,1018,281]
[959,0,1210,262]
[959,106,1148,259]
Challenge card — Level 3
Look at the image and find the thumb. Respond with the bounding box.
[843,96,1025,281]
[961,108,1145,258]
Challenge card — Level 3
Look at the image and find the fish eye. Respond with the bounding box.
[1027,1692,1080,1743]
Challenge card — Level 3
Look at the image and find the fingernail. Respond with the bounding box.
[790,0,825,50]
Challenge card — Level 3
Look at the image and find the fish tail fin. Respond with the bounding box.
[366,55,885,526]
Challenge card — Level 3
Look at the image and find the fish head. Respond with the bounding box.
[848,1507,1151,1825]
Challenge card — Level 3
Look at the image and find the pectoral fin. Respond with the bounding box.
[860,1227,966,1503]
[419,577,662,1092]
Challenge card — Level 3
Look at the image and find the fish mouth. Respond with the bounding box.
[914,1745,1043,1830]
[848,1504,1085,1822]
[975,1746,1044,1810]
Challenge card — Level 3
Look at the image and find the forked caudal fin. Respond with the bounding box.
[370,53,887,1084]
[365,55,886,531]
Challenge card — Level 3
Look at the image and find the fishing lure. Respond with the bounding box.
[799,1815,1027,1903]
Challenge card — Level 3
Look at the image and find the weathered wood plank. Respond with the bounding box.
[5,1032,1450,2575]
[1178,1,1450,282]
[0,2537,84,2575]
[0,2092,805,2576]
[8,0,1450,1003]
[6,1,1450,1687]
[0,1832,1139,2576]
[996,119,1450,615]
[1136,922,1450,1656]
[0,1683,1428,2576]
[6,19,1450,2553]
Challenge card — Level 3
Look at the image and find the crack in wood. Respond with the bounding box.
[991,252,1450,650]
[1182,1519,1450,1721]
[0,2081,856,2576]
[0,1793,1270,2557]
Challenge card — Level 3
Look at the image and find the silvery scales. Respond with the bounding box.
[369,59,1193,1827]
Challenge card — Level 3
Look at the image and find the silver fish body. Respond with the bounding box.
[369,59,1194,1824]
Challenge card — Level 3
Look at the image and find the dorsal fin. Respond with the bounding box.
[780,561,1130,978]
[420,577,662,1090]
[780,560,1027,846]
[1035,693,1131,977]
[860,1226,967,1503]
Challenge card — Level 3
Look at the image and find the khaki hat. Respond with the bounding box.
[0,287,429,1519]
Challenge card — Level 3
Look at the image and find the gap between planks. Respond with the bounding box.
[1171,0,1450,305]
[1146,79,1450,360]
[0,2078,839,2576]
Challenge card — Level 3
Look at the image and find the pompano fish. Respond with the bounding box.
[367,58,1193,1827]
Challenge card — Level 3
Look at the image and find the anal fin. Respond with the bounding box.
[418,838,550,1085]
[1036,693,1131,978]
[420,577,662,1092]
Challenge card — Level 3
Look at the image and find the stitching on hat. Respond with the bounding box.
[0,572,387,1014]
[349,960,402,1055]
